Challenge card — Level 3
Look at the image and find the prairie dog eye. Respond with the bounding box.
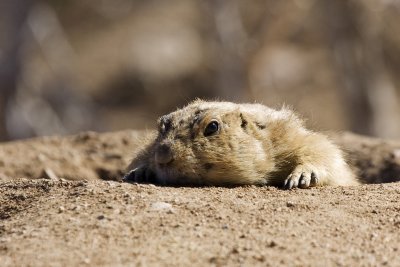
[204,120,219,137]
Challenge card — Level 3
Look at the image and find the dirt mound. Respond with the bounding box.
[0,130,400,266]
[0,131,143,181]
[1,179,399,266]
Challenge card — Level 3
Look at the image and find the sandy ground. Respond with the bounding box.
[0,130,400,266]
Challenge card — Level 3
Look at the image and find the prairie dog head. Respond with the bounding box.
[148,100,276,186]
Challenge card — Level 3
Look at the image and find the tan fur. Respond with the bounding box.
[125,100,359,188]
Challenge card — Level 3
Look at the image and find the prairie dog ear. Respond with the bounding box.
[222,111,252,130]
[239,113,248,130]
[239,112,267,130]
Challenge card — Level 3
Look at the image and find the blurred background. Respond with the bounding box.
[1,0,400,142]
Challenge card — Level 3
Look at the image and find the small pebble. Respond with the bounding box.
[150,202,174,212]
[392,149,400,159]
[42,168,59,180]
[286,201,295,207]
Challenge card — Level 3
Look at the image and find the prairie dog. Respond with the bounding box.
[124,100,359,189]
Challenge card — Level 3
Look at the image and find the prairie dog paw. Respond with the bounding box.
[284,165,319,190]
[123,166,155,183]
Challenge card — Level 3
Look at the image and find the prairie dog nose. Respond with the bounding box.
[155,142,174,164]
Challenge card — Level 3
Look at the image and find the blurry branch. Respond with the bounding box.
[8,2,97,140]
[359,5,400,139]
[10,3,73,137]
[0,0,33,141]
[208,0,250,101]
[321,1,400,138]
[27,3,77,80]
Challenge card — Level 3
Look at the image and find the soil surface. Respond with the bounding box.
[1,130,400,266]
